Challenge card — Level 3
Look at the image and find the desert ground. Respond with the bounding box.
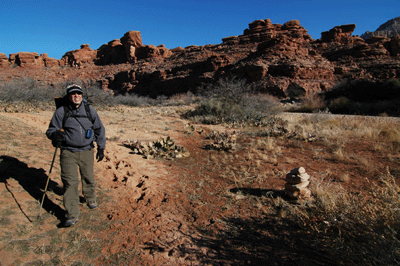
[0,105,400,265]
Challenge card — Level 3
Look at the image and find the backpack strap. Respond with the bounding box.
[84,103,94,125]
[62,103,94,128]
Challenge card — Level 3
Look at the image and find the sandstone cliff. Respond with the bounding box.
[1,18,399,98]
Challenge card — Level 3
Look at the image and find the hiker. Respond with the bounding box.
[46,84,106,227]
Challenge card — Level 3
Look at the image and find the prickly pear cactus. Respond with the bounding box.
[205,130,237,151]
[123,136,190,159]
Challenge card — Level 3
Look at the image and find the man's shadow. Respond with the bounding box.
[0,155,65,222]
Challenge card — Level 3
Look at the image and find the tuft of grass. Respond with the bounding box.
[272,167,400,265]
[378,127,400,143]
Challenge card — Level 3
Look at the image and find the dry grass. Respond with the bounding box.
[1,100,400,265]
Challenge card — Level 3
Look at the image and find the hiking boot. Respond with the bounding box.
[64,217,78,227]
[87,199,98,209]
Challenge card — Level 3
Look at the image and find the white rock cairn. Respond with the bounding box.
[284,167,311,200]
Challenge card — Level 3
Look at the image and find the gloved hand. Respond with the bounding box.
[96,149,104,162]
[53,130,65,147]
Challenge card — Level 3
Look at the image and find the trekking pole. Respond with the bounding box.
[37,129,63,219]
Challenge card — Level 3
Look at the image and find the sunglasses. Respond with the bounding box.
[69,92,83,95]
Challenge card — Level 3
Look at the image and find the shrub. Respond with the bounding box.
[327,96,353,113]
[185,77,282,125]
[288,93,327,113]
[0,77,63,104]
[324,79,400,116]
[378,127,400,143]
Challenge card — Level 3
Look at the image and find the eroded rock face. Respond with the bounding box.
[40,53,59,67]
[321,24,357,44]
[3,52,61,67]
[120,30,143,63]
[1,18,400,98]
[101,19,396,98]
[0,53,9,68]
[361,16,400,40]
[15,52,39,66]
[96,39,126,65]
[61,44,97,67]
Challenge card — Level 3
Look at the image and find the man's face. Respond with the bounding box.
[69,92,83,106]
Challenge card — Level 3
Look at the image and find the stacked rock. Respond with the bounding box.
[284,167,311,200]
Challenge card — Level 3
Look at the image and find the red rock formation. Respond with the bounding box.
[0,53,9,68]
[61,44,97,67]
[321,24,358,44]
[136,44,172,60]
[38,53,59,67]
[1,18,399,99]
[15,52,39,67]
[120,30,143,63]
[96,39,126,65]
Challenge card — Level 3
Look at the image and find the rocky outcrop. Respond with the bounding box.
[321,24,362,44]
[15,52,39,66]
[361,17,400,40]
[223,19,312,45]
[61,44,97,67]
[1,17,400,98]
[0,53,9,68]
[120,30,143,63]
[96,39,126,65]
[40,53,60,67]
[67,19,400,97]
[63,30,171,66]
[4,52,61,67]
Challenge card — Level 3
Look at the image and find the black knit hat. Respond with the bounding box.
[66,84,83,95]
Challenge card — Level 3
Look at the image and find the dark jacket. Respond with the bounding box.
[46,103,106,152]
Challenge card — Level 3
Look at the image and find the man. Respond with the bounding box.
[46,84,106,227]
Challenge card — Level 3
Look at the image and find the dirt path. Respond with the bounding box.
[0,107,220,265]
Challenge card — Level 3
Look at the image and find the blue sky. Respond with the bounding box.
[1,0,399,59]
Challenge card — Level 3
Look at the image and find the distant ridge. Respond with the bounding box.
[361,17,400,39]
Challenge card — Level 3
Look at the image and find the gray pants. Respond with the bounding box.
[60,149,95,219]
